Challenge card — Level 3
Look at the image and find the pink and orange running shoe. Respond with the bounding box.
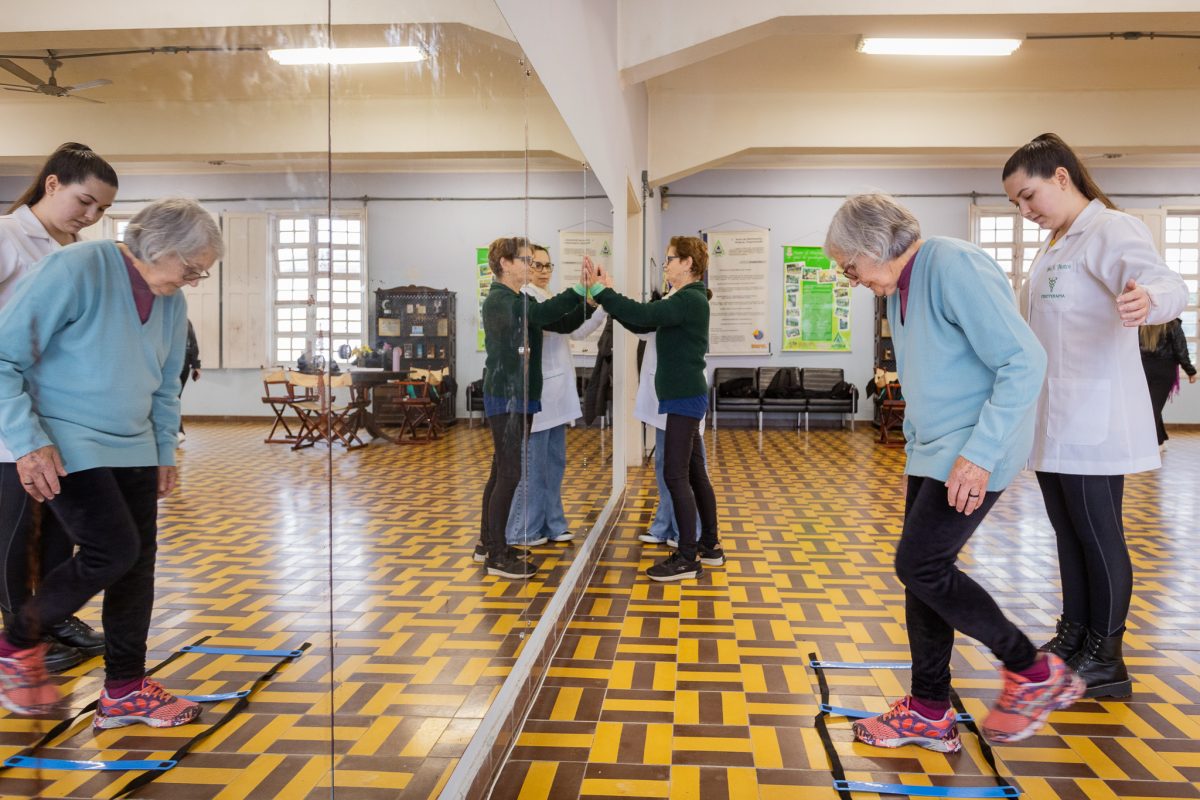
[852,696,962,753]
[982,653,1085,744]
[0,642,61,715]
[93,678,202,730]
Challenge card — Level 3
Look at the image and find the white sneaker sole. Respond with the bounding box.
[486,566,538,579]
[646,569,701,582]
[864,734,962,753]
[93,709,201,730]
[699,555,725,566]
[549,532,575,542]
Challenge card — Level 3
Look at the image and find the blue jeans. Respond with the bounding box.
[646,425,705,542]
[507,423,569,543]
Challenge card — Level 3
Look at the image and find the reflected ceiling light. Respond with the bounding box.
[857,37,1022,56]
[268,46,425,65]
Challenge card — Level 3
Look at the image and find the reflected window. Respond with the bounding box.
[271,212,366,365]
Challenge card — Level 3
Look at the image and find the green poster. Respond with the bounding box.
[782,245,851,352]
[476,247,490,351]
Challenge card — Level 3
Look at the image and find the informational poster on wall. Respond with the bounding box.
[476,247,490,351]
[703,229,771,355]
[782,245,851,352]
[559,230,612,356]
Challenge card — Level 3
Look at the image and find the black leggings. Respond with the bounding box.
[898,476,1037,702]
[1142,356,1176,445]
[1036,472,1130,637]
[7,466,159,681]
[480,413,531,560]
[0,464,74,625]
[662,413,718,561]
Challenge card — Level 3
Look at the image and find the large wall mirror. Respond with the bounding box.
[0,2,618,797]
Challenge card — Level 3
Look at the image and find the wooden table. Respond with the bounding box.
[350,369,409,442]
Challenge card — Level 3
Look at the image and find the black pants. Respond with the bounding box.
[662,413,718,561]
[178,368,192,434]
[480,413,531,560]
[898,476,1037,702]
[0,464,74,626]
[6,467,159,681]
[1142,356,1176,445]
[1035,472,1129,637]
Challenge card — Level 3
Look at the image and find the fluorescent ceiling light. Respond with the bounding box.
[858,37,1022,56]
[268,46,426,65]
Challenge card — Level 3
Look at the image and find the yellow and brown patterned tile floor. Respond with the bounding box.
[0,421,612,800]
[500,428,1200,800]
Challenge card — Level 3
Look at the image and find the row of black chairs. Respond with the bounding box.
[711,366,858,431]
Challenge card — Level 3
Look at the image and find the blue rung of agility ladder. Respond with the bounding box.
[810,659,912,670]
[820,703,974,723]
[180,645,304,658]
[834,781,1019,798]
[178,690,252,702]
[4,755,177,772]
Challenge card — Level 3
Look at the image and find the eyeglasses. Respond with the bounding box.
[664,254,682,263]
[531,260,554,272]
[514,255,533,265]
[178,254,211,281]
[838,258,860,281]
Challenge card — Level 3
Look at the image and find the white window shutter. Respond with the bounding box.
[221,212,270,368]
[1126,208,1166,254]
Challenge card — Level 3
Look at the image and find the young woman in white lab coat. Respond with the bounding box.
[1002,133,1188,699]
[0,143,118,673]
[506,245,608,545]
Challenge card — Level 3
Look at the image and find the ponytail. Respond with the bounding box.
[7,142,119,214]
[1002,133,1116,210]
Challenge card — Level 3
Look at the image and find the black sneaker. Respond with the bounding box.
[473,544,528,563]
[698,545,726,566]
[486,552,538,579]
[48,616,105,657]
[548,530,575,542]
[646,552,702,582]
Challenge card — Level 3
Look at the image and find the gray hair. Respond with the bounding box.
[123,198,224,263]
[824,193,921,264]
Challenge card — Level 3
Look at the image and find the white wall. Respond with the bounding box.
[1,168,608,418]
[661,165,1200,424]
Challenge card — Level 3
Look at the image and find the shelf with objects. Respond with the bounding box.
[364,285,457,431]
[871,295,904,444]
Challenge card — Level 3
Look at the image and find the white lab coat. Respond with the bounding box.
[526,284,608,433]
[1021,199,1187,474]
[0,205,69,462]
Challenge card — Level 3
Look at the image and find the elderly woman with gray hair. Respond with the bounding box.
[0,198,219,728]
[823,193,1083,751]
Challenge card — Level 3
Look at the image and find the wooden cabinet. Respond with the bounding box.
[374,285,456,422]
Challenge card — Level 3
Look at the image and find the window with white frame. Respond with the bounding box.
[271,213,366,366]
[1165,212,1200,361]
[971,207,1050,295]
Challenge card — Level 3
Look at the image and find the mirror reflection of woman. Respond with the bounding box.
[476,236,593,580]
[0,143,117,675]
[1002,133,1188,699]
[589,236,722,582]
[506,245,608,547]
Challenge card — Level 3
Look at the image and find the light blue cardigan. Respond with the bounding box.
[891,237,1046,491]
[0,240,187,472]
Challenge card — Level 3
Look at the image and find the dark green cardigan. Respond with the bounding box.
[596,281,709,401]
[482,282,588,403]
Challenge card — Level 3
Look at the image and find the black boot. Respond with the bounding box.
[43,638,85,673]
[47,616,105,657]
[1039,617,1087,661]
[1067,628,1132,699]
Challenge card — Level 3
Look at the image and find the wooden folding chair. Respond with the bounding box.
[326,373,369,450]
[392,380,443,442]
[262,368,308,444]
[287,371,369,451]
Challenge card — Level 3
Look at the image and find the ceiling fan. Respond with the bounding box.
[0,51,110,103]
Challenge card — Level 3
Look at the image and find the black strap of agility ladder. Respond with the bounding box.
[0,636,310,798]
[948,687,1015,793]
[112,640,312,798]
[809,651,854,800]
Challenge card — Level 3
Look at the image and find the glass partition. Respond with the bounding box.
[0,3,618,796]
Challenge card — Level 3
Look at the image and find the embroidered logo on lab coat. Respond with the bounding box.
[1040,263,1072,302]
